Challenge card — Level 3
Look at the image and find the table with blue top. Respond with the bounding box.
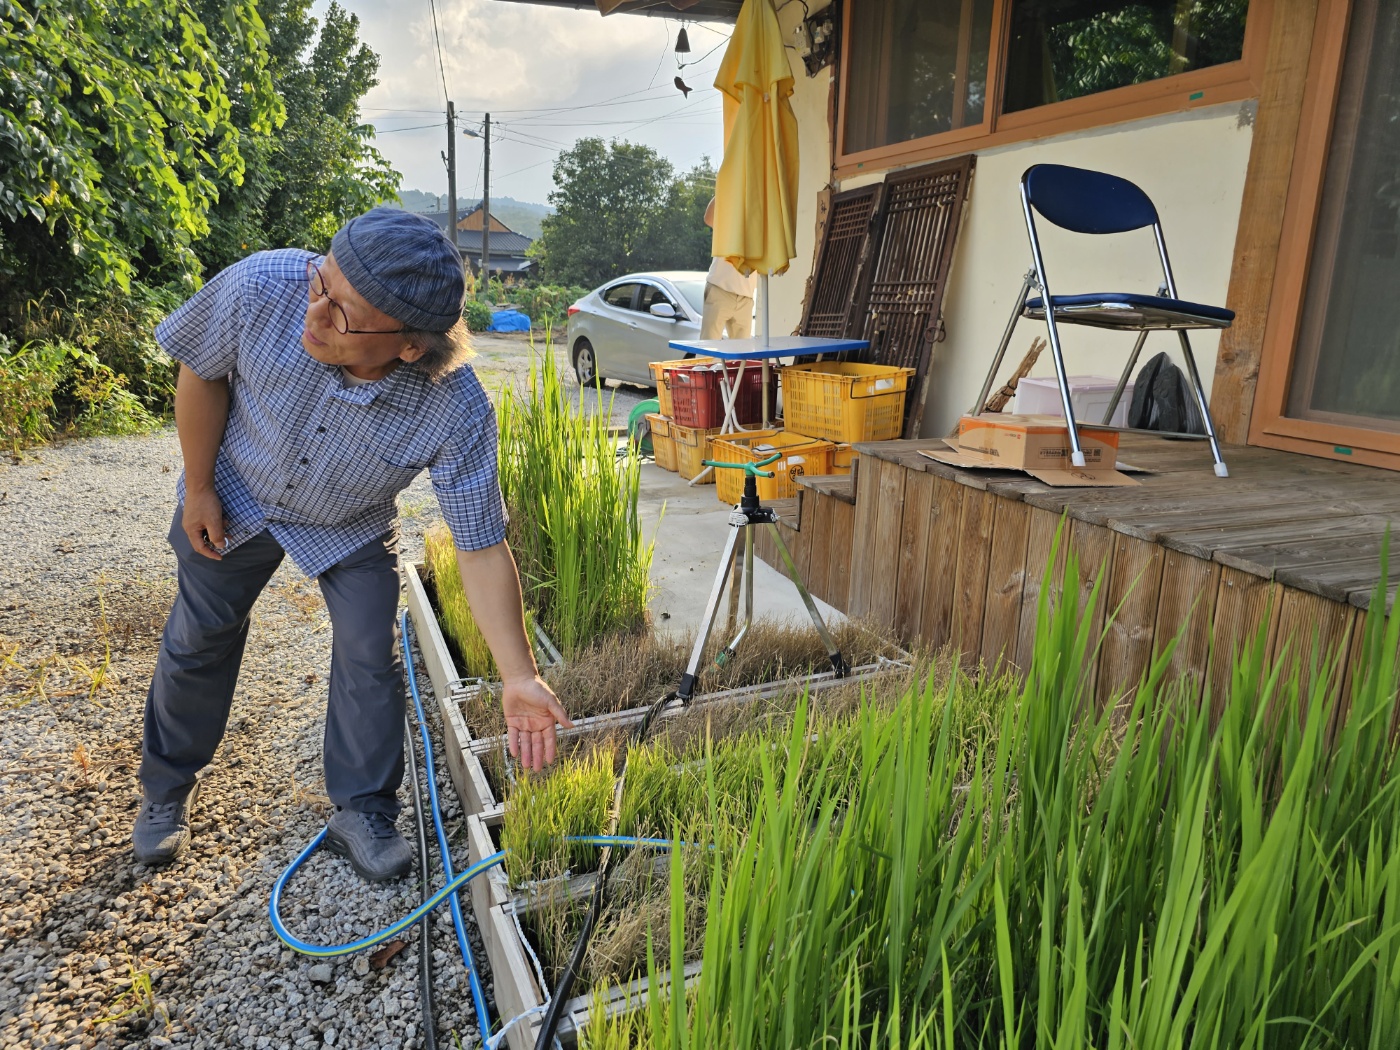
[666,335,870,431]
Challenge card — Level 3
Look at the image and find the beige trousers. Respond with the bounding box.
[700,284,754,340]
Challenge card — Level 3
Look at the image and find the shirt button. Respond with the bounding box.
[316,426,327,433]
[300,457,308,465]
[286,482,295,489]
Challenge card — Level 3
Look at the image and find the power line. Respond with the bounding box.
[426,0,450,105]
[372,121,448,134]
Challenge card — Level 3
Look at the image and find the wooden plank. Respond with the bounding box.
[845,450,886,618]
[825,497,856,614]
[1067,520,1117,698]
[1096,535,1167,712]
[893,470,935,645]
[919,476,966,651]
[1217,530,1389,586]
[803,492,834,606]
[865,458,910,630]
[1152,549,1220,709]
[1268,587,1355,711]
[1210,0,1324,442]
[1160,515,1393,566]
[950,487,995,667]
[1015,507,1070,673]
[979,499,1031,674]
[1205,565,1283,719]
[1349,578,1399,615]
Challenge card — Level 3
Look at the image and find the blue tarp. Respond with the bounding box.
[488,309,531,332]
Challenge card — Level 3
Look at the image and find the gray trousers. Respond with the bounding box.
[140,507,405,815]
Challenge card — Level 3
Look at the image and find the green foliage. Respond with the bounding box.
[534,138,715,287]
[0,0,280,298]
[462,299,494,333]
[0,335,161,451]
[515,284,590,328]
[196,0,400,271]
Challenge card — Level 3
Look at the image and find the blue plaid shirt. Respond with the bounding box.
[155,249,506,577]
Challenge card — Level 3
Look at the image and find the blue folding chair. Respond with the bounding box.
[972,163,1233,477]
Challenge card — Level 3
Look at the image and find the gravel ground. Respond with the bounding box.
[0,354,637,1050]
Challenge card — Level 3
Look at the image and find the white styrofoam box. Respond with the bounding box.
[1012,374,1135,428]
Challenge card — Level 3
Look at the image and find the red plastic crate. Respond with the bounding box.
[665,361,776,429]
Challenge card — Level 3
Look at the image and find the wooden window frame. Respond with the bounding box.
[1249,0,1400,470]
[834,0,1273,178]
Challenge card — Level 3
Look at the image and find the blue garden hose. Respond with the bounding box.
[400,609,495,1040]
[267,608,678,1038]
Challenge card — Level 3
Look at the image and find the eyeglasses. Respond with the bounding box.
[306,259,406,336]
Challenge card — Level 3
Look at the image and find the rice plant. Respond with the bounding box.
[495,347,653,656]
[573,537,1400,1048]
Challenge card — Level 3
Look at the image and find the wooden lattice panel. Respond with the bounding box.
[859,155,975,436]
[800,184,883,339]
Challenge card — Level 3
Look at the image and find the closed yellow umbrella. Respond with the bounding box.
[711,0,799,281]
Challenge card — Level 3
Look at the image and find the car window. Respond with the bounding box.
[673,280,705,315]
[638,284,677,314]
[602,283,639,310]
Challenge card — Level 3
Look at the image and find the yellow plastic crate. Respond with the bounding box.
[778,362,916,443]
[649,356,714,419]
[671,421,722,484]
[647,413,678,472]
[832,443,858,475]
[710,430,836,505]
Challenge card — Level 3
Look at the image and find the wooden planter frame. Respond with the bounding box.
[404,561,913,1048]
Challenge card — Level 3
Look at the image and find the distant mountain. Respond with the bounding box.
[394,190,552,239]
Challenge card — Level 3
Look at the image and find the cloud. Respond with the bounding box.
[321,0,726,203]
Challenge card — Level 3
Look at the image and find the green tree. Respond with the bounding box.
[535,138,712,287]
[0,0,280,302]
[198,0,399,272]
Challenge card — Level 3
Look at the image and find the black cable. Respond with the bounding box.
[405,712,439,1050]
[533,689,679,1049]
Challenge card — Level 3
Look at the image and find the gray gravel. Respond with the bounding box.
[0,429,494,1049]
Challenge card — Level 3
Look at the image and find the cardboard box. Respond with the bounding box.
[920,413,1139,487]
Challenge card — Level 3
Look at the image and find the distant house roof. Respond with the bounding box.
[414,209,533,257]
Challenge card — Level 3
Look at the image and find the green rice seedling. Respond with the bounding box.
[423,525,499,679]
[495,346,653,655]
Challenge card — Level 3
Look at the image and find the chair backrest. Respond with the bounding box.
[1022,164,1159,235]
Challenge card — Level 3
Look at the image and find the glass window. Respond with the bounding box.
[673,280,706,315]
[639,284,677,314]
[1002,0,1250,114]
[1286,0,1400,429]
[602,283,638,310]
[843,0,995,153]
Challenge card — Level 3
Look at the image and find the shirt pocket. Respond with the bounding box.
[310,445,427,506]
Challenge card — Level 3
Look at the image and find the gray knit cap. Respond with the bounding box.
[330,207,464,332]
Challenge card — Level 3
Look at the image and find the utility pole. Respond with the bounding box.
[481,112,491,295]
[445,101,459,255]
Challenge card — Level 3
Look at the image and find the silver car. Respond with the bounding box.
[566,271,707,386]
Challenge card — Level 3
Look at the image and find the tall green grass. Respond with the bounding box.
[495,348,653,656]
[574,537,1400,1048]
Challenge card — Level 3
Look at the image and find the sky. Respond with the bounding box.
[317,0,730,206]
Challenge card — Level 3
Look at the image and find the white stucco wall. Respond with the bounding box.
[761,23,1258,439]
[913,104,1257,437]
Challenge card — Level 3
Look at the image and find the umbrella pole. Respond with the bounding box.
[759,272,771,428]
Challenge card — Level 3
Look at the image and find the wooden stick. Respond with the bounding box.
[982,337,1046,414]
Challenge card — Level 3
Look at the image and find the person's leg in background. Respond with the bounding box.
[700,282,726,339]
[317,527,412,881]
[136,511,285,864]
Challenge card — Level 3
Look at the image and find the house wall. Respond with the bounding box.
[764,6,1259,438]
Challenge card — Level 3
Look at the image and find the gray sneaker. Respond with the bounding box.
[325,808,412,883]
[132,782,200,866]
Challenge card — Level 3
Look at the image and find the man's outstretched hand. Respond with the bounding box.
[502,675,574,773]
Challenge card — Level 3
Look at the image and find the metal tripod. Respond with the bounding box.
[676,453,850,703]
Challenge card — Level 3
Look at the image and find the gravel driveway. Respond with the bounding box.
[0,346,637,1050]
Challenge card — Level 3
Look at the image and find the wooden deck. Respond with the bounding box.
[754,435,1399,707]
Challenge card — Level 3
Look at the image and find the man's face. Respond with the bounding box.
[301,253,425,381]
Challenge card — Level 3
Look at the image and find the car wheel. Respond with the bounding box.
[574,339,602,386]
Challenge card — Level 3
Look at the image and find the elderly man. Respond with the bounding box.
[132,208,572,882]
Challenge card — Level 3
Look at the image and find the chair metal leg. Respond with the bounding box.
[1103,330,1150,425]
[1175,330,1229,478]
[1039,309,1087,467]
[970,269,1036,417]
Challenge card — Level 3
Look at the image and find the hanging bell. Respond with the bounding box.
[675,26,691,54]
